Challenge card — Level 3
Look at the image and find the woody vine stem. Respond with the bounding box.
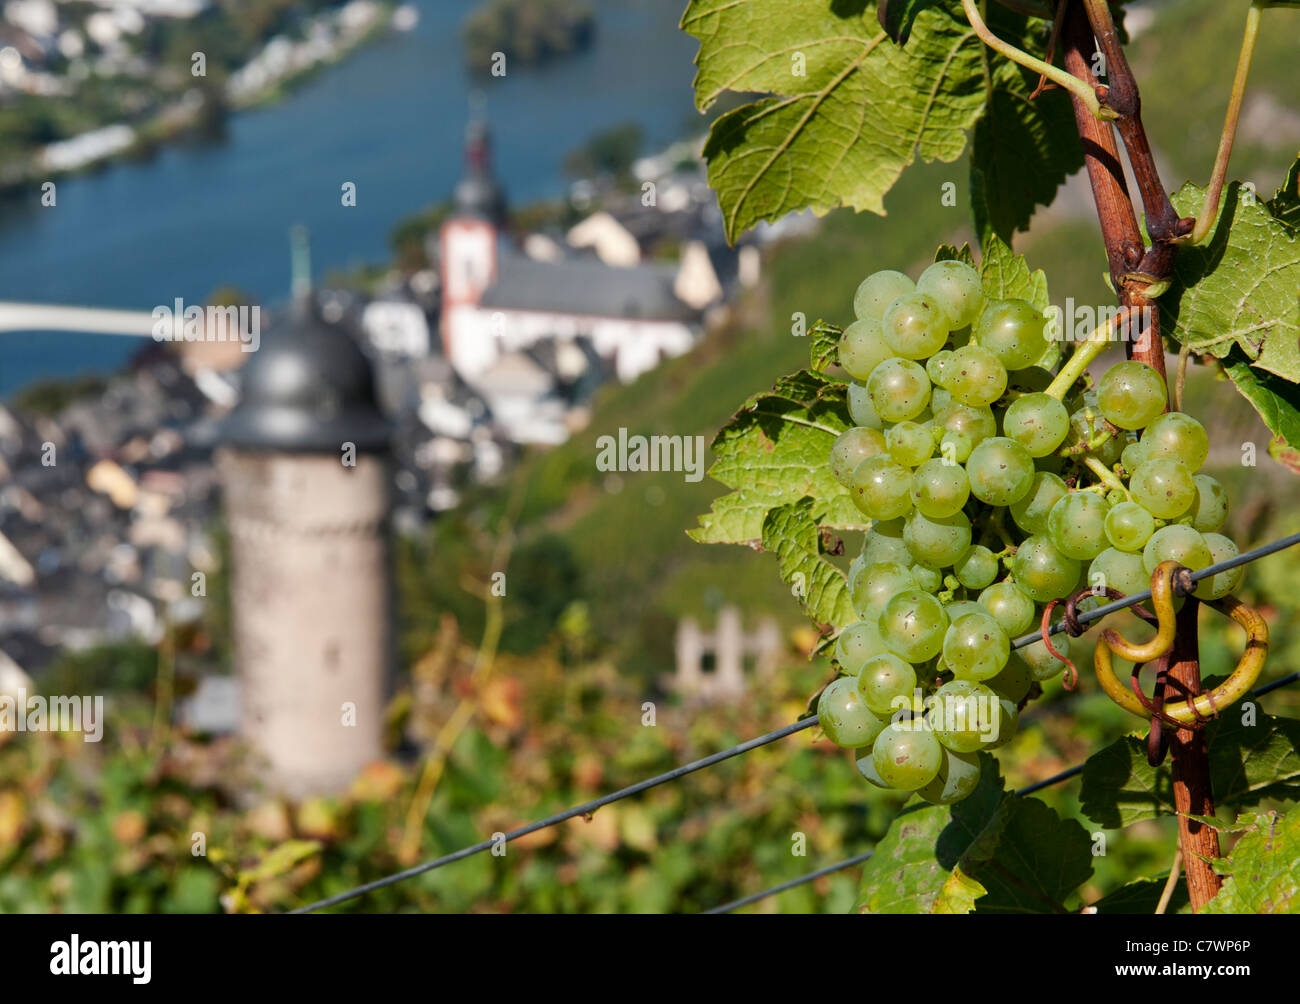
[1040,0,1238,911]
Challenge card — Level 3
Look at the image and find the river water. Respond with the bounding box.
[0,0,699,396]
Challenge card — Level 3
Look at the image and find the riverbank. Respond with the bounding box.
[0,0,404,192]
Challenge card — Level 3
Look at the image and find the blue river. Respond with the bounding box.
[0,0,699,396]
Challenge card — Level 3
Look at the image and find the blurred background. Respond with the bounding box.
[0,0,1296,913]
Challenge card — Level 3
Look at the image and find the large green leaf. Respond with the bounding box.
[1203,810,1300,914]
[1079,713,1300,829]
[1161,172,1300,382]
[970,69,1084,245]
[856,759,1093,913]
[761,498,857,629]
[681,0,1080,243]
[690,369,866,546]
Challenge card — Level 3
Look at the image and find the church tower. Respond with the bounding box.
[439,108,507,373]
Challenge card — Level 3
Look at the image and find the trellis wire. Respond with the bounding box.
[706,670,1300,914]
[1011,531,1300,651]
[293,533,1300,914]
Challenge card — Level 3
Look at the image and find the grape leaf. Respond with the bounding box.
[972,233,1050,311]
[1161,175,1300,382]
[856,758,1093,913]
[970,71,1084,245]
[682,0,1081,244]
[1090,876,1190,915]
[809,319,842,374]
[1079,713,1300,829]
[1203,810,1300,914]
[761,498,856,629]
[877,0,945,44]
[1269,156,1300,230]
[690,369,867,546]
[1079,734,1173,829]
[1221,351,1300,473]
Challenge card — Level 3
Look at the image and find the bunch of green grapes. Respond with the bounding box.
[818,261,1244,805]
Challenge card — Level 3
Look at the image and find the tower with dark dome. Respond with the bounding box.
[217,241,394,796]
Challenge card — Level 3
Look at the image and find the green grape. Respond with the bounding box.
[930,386,953,415]
[903,510,972,569]
[935,401,997,442]
[1089,547,1149,599]
[967,437,1035,506]
[943,611,1010,682]
[1140,411,1209,472]
[878,589,950,662]
[1179,474,1228,533]
[835,620,886,675]
[1047,491,1111,560]
[838,318,895,382]
[1020,632,1070,681]
[861,519,913,567]
[1130,457,1196,519]
[926,350,954,388]
[851,456,915,520]
[856,751,891,789]
[931,680,1000,753]
[852,561,918,620]
[945,344,1008,407]
[1011,535,1081,603]
[1009,471,1068,535]
[854,269,916,322]
[973,298,1048,370]
[917,747,982,804]
[911,459,970,519]
[987,652,1032,703]
[872,723,943,790]
[982,697,1020,750]
[939,429,975,464]
[1097,360,1167,430]
[858,652,918,716]
[954,544,999,590]
[1143,524,1212,576]
[847,382,884,430]
[829,426,887,486]
[1194,533,1244,600]
[1002,392,1069,458]
[911,564,943,592]
[847,552,867,593]
[1067,404,1124,466]
[818,676,887,748]
[1105,500,1156,552]
[917,260,984,328]
[886,420,935,468]
[1120,439,1148,475]
[882,291,952,359]
[944,599,985,622]
[978,581,1035,637]
[867,357,931,423]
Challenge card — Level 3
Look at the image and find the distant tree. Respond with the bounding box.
[563,121,643,181]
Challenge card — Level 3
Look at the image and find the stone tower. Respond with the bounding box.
[217,283,393,797]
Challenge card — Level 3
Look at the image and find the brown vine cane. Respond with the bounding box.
[1039,585,1175,764]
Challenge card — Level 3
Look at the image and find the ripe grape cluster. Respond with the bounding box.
[818,260,1244,806]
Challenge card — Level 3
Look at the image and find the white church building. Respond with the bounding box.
[436,116,715,388]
